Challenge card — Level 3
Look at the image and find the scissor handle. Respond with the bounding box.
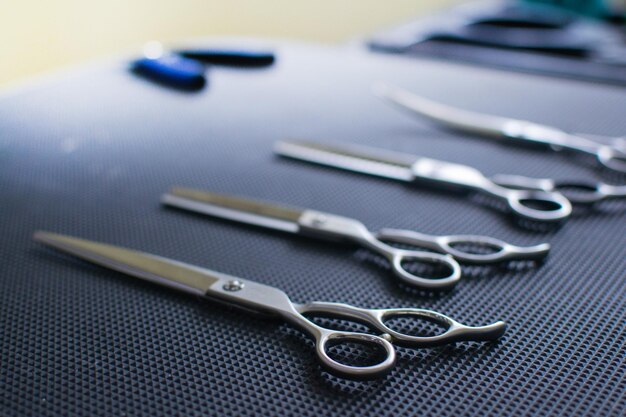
[375,308,507,348]
[597,146,626,174]
[313,328,396,380]
[376,229,550,264]
[298,210,462,290]
[297,302,506,350]
[499,188,572,222]
[387,249,462,290]
[492,174,625,205]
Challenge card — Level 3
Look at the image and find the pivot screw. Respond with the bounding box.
[223,280,245,292]
[311,215,327,227]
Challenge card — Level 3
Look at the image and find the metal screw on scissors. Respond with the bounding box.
[273,140,572,223]
[34,232,507,380]
[373,82,626,174]
[162,188,550,279]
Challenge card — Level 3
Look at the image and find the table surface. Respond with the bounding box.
[0,41,625,417]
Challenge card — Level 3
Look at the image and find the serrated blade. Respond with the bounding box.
[373,82,511,138]
[274,140,416,181]
[162,188,303,233]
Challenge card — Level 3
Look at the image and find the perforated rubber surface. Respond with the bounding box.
[0,42,625,417]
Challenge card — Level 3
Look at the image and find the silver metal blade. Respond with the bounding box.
[34,231,222,296]
[162,188,303,233]
[373,82,511,139]
[274,140,416,181]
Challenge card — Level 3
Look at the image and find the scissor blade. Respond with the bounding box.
[162,188,303,233]
[373,82,512,139]
[34,231,221,296]
[274,140,416,181]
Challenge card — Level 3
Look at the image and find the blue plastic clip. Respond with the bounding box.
[132,54,206,90]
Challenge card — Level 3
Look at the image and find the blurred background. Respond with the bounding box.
[0,0,463,87]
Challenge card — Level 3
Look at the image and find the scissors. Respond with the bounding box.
[34,231,506,380]
[274,140,572,223]
[373,83,626,174]
[162,188,461,290]
[162,188,549,290]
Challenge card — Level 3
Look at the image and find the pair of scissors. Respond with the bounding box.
[34,231,506,380]
[374,83,626,174]
[162,188,549,290]
[274,140,572,223]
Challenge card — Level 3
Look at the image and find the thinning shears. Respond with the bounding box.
[162,188,549,290]
[374,83,626,174]
[34,231,506,380]
[274,140,572,223]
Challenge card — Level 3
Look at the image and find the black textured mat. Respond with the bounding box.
[0,42,624,417]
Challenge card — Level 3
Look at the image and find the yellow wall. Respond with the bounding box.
[1,1,461,86]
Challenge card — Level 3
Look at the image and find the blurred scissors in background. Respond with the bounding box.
[34,231,506,380]
[374,82,626,174]
[162,188,549,291]
[274,140,572,223]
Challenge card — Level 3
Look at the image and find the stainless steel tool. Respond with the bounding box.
[163,188,550,268]
[374,82,626,174]
[274,140,572,222]
[162,188,462,290]
[35,231,506,380]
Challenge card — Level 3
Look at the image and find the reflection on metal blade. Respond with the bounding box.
[163,188,302,233]
[275,140,415,181]
[34,231,221,296]
[373,82,511,136]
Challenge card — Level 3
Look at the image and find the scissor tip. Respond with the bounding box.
[160,190,177,202]
[33,230,49,242]
[33,230,64,244]
[161,186,196,203]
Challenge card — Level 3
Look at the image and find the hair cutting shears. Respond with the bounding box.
[34,231,506,380]
[162,188,460,290]
[374,83,626,174]
[162,188,549,290]
[274,140,572,223]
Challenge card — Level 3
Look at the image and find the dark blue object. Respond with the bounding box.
[177,48,275,67]
[131,54,206,90]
